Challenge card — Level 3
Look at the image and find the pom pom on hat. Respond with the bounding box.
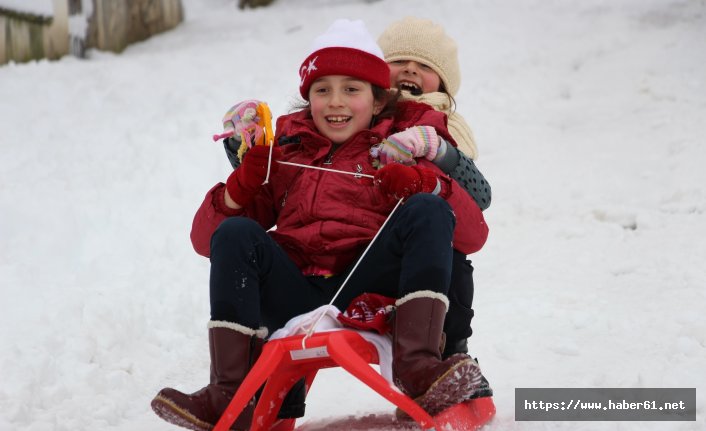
[378,17,461,96]
[299,19,390,100]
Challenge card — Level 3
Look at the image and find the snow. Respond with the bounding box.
[1,0,704,430]
[68,1,93,39]
[0,0,53,17]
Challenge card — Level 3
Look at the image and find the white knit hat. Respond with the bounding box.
[378,17,461,96]
[299,19,390,100]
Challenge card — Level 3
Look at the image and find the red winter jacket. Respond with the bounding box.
[191,101,488,276]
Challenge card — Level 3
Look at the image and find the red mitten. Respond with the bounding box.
[337,293,396,334]
[374,163,444,200]
[225,145,281,207]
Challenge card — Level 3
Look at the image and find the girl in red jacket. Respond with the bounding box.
[152,19,488,431]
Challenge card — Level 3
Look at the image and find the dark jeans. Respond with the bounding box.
[209,194,456,334]
[444,251,475,356]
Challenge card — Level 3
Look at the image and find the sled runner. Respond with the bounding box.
[212,330,495,431]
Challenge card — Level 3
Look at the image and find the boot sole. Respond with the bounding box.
[151,394,214,431]
[397,358,483,419]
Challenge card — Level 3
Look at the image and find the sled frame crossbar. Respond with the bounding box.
[212,330,438,431]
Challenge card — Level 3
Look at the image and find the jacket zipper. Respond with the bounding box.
[323,144,340,165]
[323,151,334,165]
[354,163,363,178]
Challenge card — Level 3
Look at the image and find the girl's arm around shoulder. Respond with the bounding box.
[434,142,492,211]
[445,177,489,254]
[418,160,488,254]
[394,101,456,144]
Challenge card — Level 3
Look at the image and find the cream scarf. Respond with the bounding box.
[398,91,478,160]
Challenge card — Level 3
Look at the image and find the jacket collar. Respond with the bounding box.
[275,110,392,159]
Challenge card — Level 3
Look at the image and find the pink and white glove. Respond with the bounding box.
[370,126,440,167]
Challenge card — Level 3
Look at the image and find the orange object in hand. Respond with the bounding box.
[213,100,274,162]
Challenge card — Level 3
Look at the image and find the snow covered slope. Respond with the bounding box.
[1,0,704,430]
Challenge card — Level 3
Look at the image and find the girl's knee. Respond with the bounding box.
[215,216,260,236]
[212,216,265,248]
[401,194,454,223]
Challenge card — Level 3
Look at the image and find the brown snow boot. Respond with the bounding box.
[392,292,482,417]
[151,321,267,431]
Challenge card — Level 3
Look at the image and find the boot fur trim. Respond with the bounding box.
[208,320,268,339]
[395,290,449,310]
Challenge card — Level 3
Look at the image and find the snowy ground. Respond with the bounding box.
[1,0,705,430]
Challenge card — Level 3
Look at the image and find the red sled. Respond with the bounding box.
[212,330,495,431]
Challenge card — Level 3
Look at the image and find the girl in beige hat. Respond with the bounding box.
[377,16,493,399]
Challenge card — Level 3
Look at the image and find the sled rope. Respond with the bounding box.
[262,135,275,185]
[302,197,404,348]
[277,160,375,179]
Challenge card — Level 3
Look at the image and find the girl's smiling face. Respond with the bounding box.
[309,75,384,145]
[388,60,442,95]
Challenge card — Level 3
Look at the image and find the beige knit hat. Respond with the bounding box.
[378,17,461,96]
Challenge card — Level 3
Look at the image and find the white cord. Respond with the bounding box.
[278,160,374,179]
[301,197,404,349]
[253,152,395,348]
[261,141,274,185]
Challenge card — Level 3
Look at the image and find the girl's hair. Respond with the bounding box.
[290,84,400,125]
[372,85,400,124]
[438,82,457,114]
